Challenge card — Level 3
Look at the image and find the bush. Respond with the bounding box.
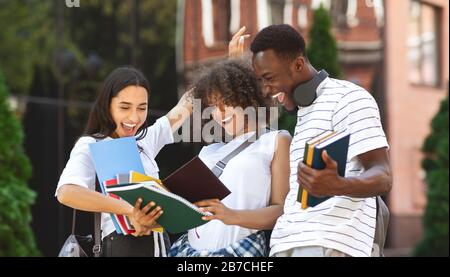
[0,69,40,256]
[413,95,449,257]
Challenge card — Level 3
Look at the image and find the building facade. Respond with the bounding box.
[177,0,385,90]
[384,0,448,251]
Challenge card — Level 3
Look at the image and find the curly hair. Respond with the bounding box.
[193,60,270,112]
[250,24,307,61]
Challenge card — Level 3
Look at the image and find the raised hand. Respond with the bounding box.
[167,87,196,132]
[179,87,195,109]
[229,26,251,59]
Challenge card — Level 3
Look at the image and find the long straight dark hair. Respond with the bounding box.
[84,66,150,140]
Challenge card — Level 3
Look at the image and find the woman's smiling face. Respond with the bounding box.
[110,85,148,138]
[210,102,247,137]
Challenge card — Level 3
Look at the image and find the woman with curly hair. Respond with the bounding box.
[169,60,291,257]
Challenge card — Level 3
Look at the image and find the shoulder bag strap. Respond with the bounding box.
[211,129,268,178]
[93,178,102,257]
[90,137,102,257]
[71,209,77,235]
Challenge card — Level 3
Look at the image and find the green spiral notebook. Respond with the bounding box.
[106,181,210,234]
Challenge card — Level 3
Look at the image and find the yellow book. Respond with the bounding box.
[129,170,171,191]
[301,131,336,209]
[129,171,166,233]
[129,170,161,184]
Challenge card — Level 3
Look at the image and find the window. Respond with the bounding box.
[258,0,286,30]
[329,0,360,29]
[213,0,231,44]
[311,0,331,10]
[202,0,231,47]
[330,0,349,29]
[407,1,441,87]
[269,0,286,25]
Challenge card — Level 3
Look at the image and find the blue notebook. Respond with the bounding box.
[311,130,350,177]
[89,137,145,184]
[89,137,145,234]
[299,129,350,208]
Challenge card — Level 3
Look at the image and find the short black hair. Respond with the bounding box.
[250,24,307,61]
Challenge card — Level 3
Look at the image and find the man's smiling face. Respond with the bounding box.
[252,49,298,112]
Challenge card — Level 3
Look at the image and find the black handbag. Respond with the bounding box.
[58,209,101,257]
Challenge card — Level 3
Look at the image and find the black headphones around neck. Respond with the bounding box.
[281,70,329,115]
[292,69,329,107]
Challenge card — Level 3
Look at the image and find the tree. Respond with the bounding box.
[0,1,53,95]
[414,95,449,257]
[65,0,178,110]
[0,69,40,256]
[307,5,342,78]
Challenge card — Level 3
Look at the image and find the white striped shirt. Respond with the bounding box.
[270,77,389,257]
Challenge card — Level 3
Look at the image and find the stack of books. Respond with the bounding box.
[101,170,165,234]
[89,137,231,234]
[106,179,210,234]
[299,129,350,209]
[88,137,145,235]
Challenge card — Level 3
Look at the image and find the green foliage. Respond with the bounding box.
[0,0,177,114]
[65,0,178,107]
[414,95,449,257]
[0,0,179,256]
[0,1,54,95]
[126,0,178,109]
[307,5,342,78]
[277,110,297,136]
[60,0,178,135]
[0,70,40,256]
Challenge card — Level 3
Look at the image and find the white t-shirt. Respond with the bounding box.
[270,77,389,257]
[187,130,288,251]
[55,116,174,238]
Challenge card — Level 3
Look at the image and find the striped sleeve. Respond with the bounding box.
[332,90,389,160]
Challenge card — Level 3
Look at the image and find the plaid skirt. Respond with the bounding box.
[169,231,268,257]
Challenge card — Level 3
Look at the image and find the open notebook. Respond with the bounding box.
[106,181,211,234]
[162,156,231,203]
